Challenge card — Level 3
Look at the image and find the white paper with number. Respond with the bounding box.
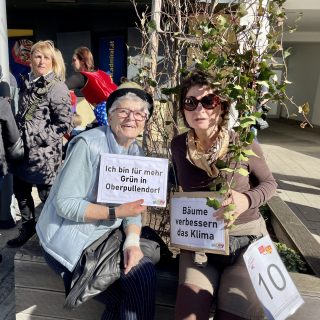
[243,235,304,320]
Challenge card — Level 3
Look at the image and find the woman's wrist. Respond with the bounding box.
[108,207,116,220]
[123,233,140,251]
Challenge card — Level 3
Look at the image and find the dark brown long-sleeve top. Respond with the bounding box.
[171,131,277,225]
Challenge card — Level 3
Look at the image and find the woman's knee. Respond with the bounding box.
[139,257,157,286]
[122,256,156,289]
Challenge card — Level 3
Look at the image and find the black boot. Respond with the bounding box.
[7,220,36,247]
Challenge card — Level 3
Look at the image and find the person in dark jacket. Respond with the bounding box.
[0,97,24,246]
[0,78,10,100]
[0,97,24,190]
[7,40,73,247]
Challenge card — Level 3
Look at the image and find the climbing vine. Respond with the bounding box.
[129,0,310,237]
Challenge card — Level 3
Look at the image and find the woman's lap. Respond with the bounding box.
[179,250,220,295]
[179,249,265,318]
[97,256,156,320]
[178,217,268,319]
[218,255,265,319]
[44,249,156,319]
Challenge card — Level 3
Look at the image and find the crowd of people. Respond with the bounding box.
[0,40,278,319]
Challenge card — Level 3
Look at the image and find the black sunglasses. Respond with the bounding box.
[183,94,221,111]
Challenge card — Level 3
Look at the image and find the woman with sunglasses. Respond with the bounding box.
[36,82,157,320]
[171,70,277,320]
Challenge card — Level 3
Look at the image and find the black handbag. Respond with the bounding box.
[64,226,161,309]
[207,235,259,266]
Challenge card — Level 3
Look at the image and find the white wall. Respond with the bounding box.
[284,0,320,10]
[283,42,320,126]
[0,0,9,82]
[312,73,320,125]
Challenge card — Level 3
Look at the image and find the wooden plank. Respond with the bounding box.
[17,307,175,320]
[288,273,320,320]
[15,260,64,292]
[16,286,175,320]
[15,287,104,320]
[16,314,68,320]
[268,196,320,276]
[156,272,178,307]
[14,234,45,263]
[155,305,174,319]
[15,233,180,308]
[14,236,179,319]
[290,273,320,295]
[15,259,178,308]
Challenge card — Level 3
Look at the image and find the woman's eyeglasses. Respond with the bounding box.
[114,108,147,121]
[183,94,220,111]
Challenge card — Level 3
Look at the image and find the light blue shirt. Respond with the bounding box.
[36,126,143,271]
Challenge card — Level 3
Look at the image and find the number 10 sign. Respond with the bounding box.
[243,235,304,320]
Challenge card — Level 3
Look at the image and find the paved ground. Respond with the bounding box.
[259,119,320,243]
[0,118,319,320]
[0,190,42,320]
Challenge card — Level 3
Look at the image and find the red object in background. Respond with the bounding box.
[80,70,117,105]
[69,91,77,113]
[11,39,33,66]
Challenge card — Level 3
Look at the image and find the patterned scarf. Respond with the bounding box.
[186,128,229,178]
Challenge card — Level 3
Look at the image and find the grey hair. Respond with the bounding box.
[108,92,150,118]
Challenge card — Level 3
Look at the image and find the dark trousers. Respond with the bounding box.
[13,175,51,224]
[43,250,157,320]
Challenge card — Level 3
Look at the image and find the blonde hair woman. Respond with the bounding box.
[54,47,66,82]
[7,40,73,247]
[30,40,66,80]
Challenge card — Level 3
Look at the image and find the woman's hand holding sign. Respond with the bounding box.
[115,199,147,218]
[215,190,250,228]
[84,199,146,222]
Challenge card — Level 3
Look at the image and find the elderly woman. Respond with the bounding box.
[7,40,72,247]
[171,70,277,320]
[36,82,157,320]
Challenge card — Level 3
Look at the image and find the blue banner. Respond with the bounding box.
[99,36,126,85]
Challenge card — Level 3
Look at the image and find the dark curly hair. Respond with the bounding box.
[179,70,230,129]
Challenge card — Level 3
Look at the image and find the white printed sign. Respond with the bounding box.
[97,154,168,207]
[170,192,228,255]
[243,235,304,320]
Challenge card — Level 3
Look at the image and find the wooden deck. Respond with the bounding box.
[14,234,179,320]
[14,215,320,320]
